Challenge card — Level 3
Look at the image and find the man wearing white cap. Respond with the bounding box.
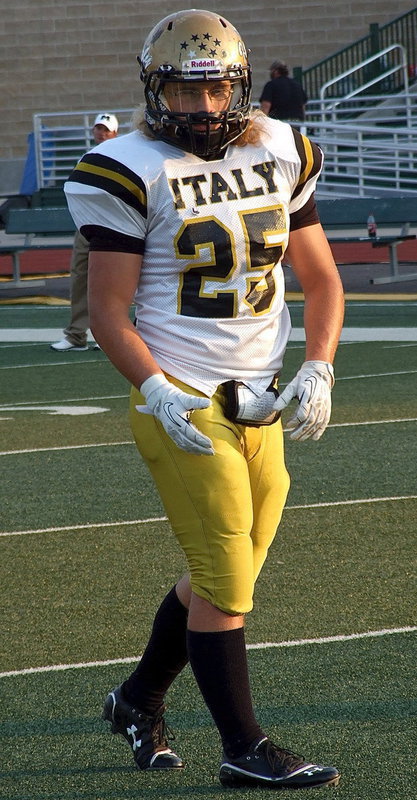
[51,113,118,351]
[92,113,119,140]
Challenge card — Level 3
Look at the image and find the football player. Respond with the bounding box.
[65,8,344,790]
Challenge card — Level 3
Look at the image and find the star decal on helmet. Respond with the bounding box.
[180,32,224,60]
[189,33,222,49]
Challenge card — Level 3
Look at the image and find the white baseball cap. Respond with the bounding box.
[93,113,119,132]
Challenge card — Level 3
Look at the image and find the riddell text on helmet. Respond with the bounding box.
[184,59,220,70]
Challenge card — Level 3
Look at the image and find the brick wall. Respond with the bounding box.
[1,0,415,161]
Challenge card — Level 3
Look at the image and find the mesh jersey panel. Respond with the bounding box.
[65,118,322,394]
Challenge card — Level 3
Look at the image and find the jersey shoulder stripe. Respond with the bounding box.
[69,153,148,218]
[290,127,323,200]
[81,224,145,254]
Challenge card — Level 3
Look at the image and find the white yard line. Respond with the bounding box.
[0,393,128,406]
[382,343,417,349]
[1,494,415,538]
[284,495,417,510]
[1,326,417,346]
[336,369,417,380]
[1,416,416,457]
[1,626,415,679]
[327,417,417,427]
[0,359,103,370]
[0,516,168,537]
[0,440,133,456]
[0,329,97,342]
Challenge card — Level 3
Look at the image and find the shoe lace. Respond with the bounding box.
[263,740,305,774]
[150,708,175,751]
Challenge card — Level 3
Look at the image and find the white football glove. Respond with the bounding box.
[136,374,214,456]
[273,360,335,441]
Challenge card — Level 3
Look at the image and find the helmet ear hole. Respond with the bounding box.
[138,9,252,158]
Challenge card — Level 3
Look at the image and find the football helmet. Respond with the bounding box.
[138,9,252,159]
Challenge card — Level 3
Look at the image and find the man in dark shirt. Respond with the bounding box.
[260,61,307,121]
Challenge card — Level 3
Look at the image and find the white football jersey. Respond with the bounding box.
[65,116,323,395]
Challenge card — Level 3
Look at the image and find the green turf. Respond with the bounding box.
[1,305,416,799]
[0,357,129,403]
[0,305,136,330]
[0,306,72,329]
[2,404,416,532]
[1,299,417,332]
[1,499,416,671]
[1,634,415,799]
[285,300,417,328]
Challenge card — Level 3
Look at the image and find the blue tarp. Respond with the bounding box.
[19,132,37,194]
[20,129,55,193]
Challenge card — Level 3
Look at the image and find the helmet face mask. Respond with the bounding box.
[138,9,252,159]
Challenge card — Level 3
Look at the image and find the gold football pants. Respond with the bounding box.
[129,376,290,615]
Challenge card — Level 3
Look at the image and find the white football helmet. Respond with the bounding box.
[138,9,252,158]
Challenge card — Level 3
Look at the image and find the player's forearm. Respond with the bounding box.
[302,278,345,363]
[286,223,345,363]
[88,252,162,389]
[90,308,162,389]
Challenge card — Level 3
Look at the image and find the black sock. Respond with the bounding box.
[122,586,189,715]
[187,627,264,759]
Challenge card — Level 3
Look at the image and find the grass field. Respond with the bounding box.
[1,301,416,800]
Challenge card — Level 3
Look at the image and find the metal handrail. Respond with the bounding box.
[318,44,410,123]
[303,118,417,198]
[33,105,417,199]
[297,8,417,100]
[33,108,134,188]
[305,88,417,128]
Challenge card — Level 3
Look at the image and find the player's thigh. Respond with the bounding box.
[245,420,290,581]
[129,382,256,614]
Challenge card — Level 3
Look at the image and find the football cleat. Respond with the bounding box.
[102,685,184,770]
[50,338,88,351]
[219,737,340,789]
